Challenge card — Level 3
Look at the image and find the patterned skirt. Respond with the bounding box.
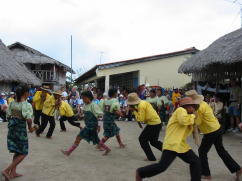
[103,113,120,138]
[79,128,100,145]
[7,118,28,155]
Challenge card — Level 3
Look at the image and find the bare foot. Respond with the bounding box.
[136,170,143,181]
[61,150,70,156]
[11,173,23,178]
[119,144,126,148]
[46,136,52,139]
[236,169,242,181]
[102,149,111,156]
[201,175,212,180]
[1,170,11,181]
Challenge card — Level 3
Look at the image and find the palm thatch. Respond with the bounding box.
[0,40,41,85]
[8,42,75,74]
[178,28,242,80]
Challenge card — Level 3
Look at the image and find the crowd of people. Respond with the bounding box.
[0,82,242,181]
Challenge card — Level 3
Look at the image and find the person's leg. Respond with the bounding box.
[59,116,67,131]
[116,134,126,148]
[67,116,81,128]
[178,150,201,181]
[62,135,82,156]
[213,131,242,179]
[136,150,177,180]
[149,124,163,152]
[2,154,26,180]
[198,130,218,178]
[36,114,48,136]
[46,116,55,138]
[33,110,41,126]
[139,125,157,161]
[9,153,25,178]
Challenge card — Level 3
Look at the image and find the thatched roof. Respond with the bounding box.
[0,40,41,85]
[8,42,75,73]
[179,28,242,74]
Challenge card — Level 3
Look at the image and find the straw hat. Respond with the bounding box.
[53,90,62,96]
[127,93,141,105]
[185,90,204,104]
[180,97,197,106]
[40,85,51,92]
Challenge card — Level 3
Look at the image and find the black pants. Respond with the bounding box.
[199,128,241,176]
[138,150,201,181]
[59,116,80,131]
[34,110,42,126]
[139,124,163,161]
[36,113,55,137]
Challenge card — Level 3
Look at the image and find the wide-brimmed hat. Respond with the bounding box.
[10,92,15,95]
[53,90,62,96]
[0,93,6,96]
[180,97,198,106]
[185,90,204,104]
[127,93,141,105]
[40,85,51,92]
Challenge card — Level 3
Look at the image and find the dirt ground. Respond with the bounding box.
[0,121,242,181]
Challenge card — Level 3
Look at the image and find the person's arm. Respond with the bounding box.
[22,102,36,132]
[133,104,146,123]
[176,108,195,126]
[33,91,41,102]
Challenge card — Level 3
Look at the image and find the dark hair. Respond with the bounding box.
[81,91,94,101]
[108,88,117,97]
[150,89,156,94]
[16,84,29,102]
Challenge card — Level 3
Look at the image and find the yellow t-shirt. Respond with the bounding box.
[59,101,74,117]
[33,91,50,111]
[172,92,181,105]
[195,101,220,134]
[7,97,15,105]
[163,107,195,153]
[133,100,161,125]
[42,95,56,116]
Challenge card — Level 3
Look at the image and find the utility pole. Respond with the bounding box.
[71,35,73,83]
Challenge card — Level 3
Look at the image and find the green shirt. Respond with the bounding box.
[146,97,158,109]
[100,98,120,113]
[157,96,169,107]
[83,102,103,118]
[7,101,33,119]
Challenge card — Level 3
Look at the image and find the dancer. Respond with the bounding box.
[99,89,126,155]
[127,93,162,161]
[2,85,36,180]
[32,85,51,127]
[58,100,82,131]
[186,90,242,181]
[146,89,158,110]
[136,97,201,181]
[61,91,110,156]
[35,91,62,139]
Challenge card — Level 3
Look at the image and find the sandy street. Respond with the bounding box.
[0,121,242,181]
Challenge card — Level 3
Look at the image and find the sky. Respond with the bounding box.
[0,0,241,78]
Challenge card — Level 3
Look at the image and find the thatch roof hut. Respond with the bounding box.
[8,42,74,73]
[0,40,41,87]
[178,28,242,81]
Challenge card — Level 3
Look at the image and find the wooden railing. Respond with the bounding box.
[32,70,58,82]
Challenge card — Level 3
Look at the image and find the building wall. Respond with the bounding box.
[97,54,193,88]
[0,82,13,93]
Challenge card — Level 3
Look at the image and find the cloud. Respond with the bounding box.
[0,0,240,71]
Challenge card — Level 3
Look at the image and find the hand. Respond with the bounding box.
[29,127,36,133]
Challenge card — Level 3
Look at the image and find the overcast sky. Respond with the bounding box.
[0,0,241,76]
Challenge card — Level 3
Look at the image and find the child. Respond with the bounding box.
[2,85,36,180]
[136,97,201,181]
[58,100,82,131]
[127,93,162,161]
[61,91,110,156]
[99,89,126,155]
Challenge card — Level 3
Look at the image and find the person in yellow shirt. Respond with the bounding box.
[135,97,201,181]
[127,93,162,161]
[35,91,62,139]
[186,90,242,181]
[7,92,15,105]
[58,100,81,131]
[32,85,51,126]
[172,88,181,106]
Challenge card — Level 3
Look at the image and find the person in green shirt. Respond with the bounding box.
[61,91,110,156]
[146,89,158,111]
[99,88,126,155]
